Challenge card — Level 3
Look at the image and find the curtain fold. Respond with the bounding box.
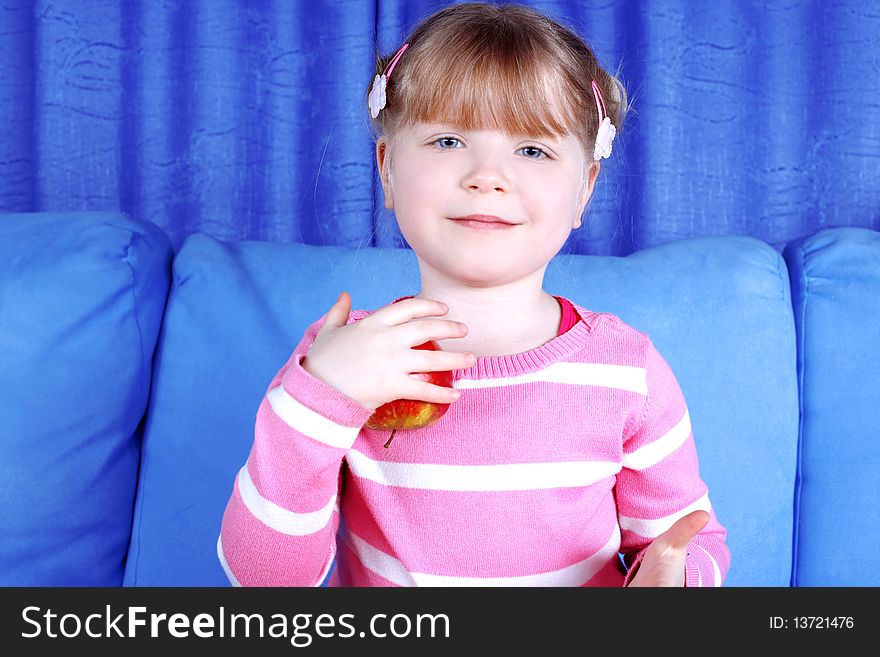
[1,0,878,255]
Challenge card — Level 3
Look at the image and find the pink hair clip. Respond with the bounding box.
[591,79,616,160]
[369,43,410,119]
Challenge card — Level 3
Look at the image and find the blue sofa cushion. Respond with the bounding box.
[0,212,172,585]
[784,228,880,586]
[125,233,797,586]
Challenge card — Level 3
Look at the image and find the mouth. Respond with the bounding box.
[449,214,519,230]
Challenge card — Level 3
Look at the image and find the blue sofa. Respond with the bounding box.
[1,211,877,587]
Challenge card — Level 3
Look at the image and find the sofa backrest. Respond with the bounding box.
[784,228,880,586]
[0,212,172,585]
[123,232,799,586]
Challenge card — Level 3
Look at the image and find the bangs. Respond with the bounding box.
[395,36,582,141]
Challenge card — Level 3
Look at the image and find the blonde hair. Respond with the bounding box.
[368,1,628,161]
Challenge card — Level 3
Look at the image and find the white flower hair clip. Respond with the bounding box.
[591,79,616,161]
[369,43,410,119]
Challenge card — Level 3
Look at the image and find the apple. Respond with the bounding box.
[364,339,455,448]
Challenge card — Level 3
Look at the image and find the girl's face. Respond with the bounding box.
[378,121,598,289]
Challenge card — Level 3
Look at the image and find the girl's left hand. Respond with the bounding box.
[626,510,710,587]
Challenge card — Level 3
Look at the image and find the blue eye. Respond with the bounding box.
[518,145,549,160]
[431,136,461,150]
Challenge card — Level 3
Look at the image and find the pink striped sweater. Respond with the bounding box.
[219,295,730,587]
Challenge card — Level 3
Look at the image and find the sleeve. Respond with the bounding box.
[217,314,375,586]
[616,338,731,587]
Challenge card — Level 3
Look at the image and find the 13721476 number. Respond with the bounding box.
[793,617,854,629]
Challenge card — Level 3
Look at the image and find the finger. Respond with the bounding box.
[399,318,468,346]
[317,291,351,334]
[663,510,710,549]
[405,378,462,404]
[410,348,476,372]
[373,297,449,326]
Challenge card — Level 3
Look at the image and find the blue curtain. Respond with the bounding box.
[2,0,878,255]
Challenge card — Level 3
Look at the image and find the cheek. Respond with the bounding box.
[527,177,580,215]
[393,168,445,213]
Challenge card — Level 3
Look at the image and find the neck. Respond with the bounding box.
[411,263,561,357]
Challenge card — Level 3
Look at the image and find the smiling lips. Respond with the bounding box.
[450,214,518,230]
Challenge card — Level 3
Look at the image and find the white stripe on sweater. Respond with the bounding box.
[345,449,621,492]
[237,464,337,535]
[342,523,621,586]
[617,491,712,538]
[622,409,692,470]
[266,384,360,449]
[454,361,647,395]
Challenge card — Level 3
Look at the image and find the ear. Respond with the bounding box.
[376,138,394,210]
[574,161,600,229]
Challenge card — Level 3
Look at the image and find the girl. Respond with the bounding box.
[219,1,730,587]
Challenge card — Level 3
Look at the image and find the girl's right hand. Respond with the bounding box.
[301,291,474,411]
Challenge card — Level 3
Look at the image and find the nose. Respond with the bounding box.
[462,161,509,194]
